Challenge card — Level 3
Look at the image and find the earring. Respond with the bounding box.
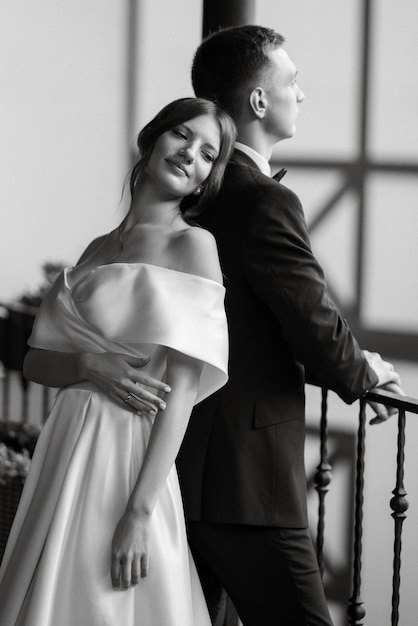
[194,186,203,196]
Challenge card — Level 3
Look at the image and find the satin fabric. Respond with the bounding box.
[0,263,228,626]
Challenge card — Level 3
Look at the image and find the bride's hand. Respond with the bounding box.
[110,511,151,589]
[80,352,170,416]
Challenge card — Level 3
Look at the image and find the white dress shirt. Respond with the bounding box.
[234,141,271,177]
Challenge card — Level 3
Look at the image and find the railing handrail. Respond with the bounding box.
[363,388,418,413]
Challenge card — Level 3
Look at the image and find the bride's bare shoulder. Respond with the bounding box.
[172,226,222,283]
[76,234,109,265]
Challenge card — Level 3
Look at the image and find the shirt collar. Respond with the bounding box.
[234,141,271,177]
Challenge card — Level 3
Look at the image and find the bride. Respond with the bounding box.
[0,97,236,626]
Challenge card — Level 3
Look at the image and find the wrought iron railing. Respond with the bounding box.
[314,388,418,626]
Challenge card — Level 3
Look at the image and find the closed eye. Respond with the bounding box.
[201,150,215,162]
[173,128,188,140]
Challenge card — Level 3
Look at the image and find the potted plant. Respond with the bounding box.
[0,422,40,561]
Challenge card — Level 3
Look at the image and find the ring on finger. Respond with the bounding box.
[124,393,133,404]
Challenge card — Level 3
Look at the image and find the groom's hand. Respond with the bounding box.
[80,352,171,415]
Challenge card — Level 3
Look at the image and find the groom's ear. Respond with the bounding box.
[249,87,268,119]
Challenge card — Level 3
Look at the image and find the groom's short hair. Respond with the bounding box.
[191,25,285,120]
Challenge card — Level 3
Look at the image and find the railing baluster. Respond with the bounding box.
[390,408,408,626]
[315,388,332,577]
[348,397,367,625]
[21,375,29,423]
[42,385,50,424]
[2,368,10,423]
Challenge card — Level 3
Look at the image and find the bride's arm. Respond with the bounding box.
[110,347,203,588]
[110,227,223,589]
[22,231,172,415]
[23,348,170,415]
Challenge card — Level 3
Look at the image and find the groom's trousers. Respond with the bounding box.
[187,520,334,626]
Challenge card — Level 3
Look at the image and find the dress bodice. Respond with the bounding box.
[28,263,228,403]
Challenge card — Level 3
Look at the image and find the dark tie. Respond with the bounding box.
[272,168,287,182]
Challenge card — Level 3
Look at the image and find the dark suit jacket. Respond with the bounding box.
[177,150,378,528]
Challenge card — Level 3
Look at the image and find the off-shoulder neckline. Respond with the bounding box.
[63,262,224,292]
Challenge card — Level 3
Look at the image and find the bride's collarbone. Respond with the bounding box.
[72,224,193,284]
[114,225,192,265]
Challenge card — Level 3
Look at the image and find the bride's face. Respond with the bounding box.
[145,114,221,199]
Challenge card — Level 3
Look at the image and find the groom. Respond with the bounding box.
[177,25,403,625]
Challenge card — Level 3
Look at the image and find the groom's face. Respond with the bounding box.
[262,47,305,141]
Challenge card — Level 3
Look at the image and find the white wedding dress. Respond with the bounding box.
[0,263,228,626]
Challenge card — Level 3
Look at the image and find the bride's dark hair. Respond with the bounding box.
[129,97,236,220]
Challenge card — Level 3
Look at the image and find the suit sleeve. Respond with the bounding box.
[241,181,378,403]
